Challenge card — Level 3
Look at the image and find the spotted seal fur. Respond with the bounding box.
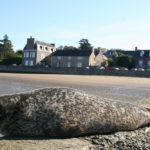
[0,88,150,138]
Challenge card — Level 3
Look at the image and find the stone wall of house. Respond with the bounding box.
[0,65,150,77]
[51,56,89,68]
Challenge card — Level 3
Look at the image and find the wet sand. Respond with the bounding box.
[0,73,150,103]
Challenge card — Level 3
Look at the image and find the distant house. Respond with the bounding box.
[105,50,135,57]
[134,49,150,68]
[51,49,108,68]
[22,37,56,66]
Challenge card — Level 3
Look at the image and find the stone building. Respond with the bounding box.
[51,48,108,68]
[134,49,150,68]
[22,37,56,66]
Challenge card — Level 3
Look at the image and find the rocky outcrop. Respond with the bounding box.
[0,88,150,138]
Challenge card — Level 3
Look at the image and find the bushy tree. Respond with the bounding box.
[79,39,92,50]
[108,58,114,67]
[0,34,13,60]
[15,49,23,55]
[0,35,22,65]
[63,46,77,50]
[116,55,135,68]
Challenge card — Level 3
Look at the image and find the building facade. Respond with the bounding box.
[51,49,108,68]
[22,37,56,66]
[134,50,150,68]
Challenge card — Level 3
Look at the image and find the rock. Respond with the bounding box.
[0,88,150,138]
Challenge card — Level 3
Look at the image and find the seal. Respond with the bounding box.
[0,88,150,138]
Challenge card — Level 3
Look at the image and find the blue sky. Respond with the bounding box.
[0,0,150,50]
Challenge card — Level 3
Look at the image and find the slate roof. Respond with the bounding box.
[36,40,55,47]
[105,50,135,56]
[134,50,150,57]
[24,38,55,50]
[52,49,93,56]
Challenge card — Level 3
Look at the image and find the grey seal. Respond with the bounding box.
[0,88,150,138]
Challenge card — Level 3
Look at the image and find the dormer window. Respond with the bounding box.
[45,47,48,51]
[140,51,144,57]
[40,46,43,50]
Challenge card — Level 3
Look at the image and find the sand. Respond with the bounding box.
[1,73,150,86]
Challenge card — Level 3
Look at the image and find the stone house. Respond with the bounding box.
[134,49,150,68]
[51,49,108,68]
[22,37,56,66]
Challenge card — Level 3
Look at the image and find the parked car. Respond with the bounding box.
[110,67,120,70]
[120,67,128,71]
[130,68,138,71]
[146,68,150,71]
[85,66,90,70]
[137,68,145,71]
[44,65,49,68]
[97,66,105,70]
[11,64,17,66]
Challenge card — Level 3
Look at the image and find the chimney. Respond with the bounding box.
[135,46,138,51]
[27,36,35,49]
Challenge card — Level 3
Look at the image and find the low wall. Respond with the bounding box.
[0,65,150,77]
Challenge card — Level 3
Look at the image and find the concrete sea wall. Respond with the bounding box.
[0,65,150,77]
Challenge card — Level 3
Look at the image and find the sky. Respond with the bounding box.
[0,0,150,50]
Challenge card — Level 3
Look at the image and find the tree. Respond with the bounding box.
[0,34,13,60]
[108,58,114,67]
[116,55,135,68]
[63,46,77,50]
[16,49,23,55]
[79,39,92,50]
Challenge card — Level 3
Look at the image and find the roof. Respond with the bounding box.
[36,40,55,47]
[52,49,93,56]
[24,37,55,50]
[105,50,135,56]
[134,50,150,57]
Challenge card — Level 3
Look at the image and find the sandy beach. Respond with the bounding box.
[0,73,150,103]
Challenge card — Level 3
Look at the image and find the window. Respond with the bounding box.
[147,61,150,66]
[77,56,82,60]
[68,56,71,60]
[32,52,35,58]
[51,48,54,52]
[26,52,29,58]
[40,46,43,50]
[57,62,59,67]
[77,62,82,68]
[138,60,143,67]
[24,52,29,58]
[23,52,26,58]
[140,51,144,57]
[30,60,33,66]
[57,56,61,60]
[67,62,71,67]
[149,52,150,57]
[45,47,48,51]
[30,52,35,58]
[41,53,45,59]
[25,60,29,66]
